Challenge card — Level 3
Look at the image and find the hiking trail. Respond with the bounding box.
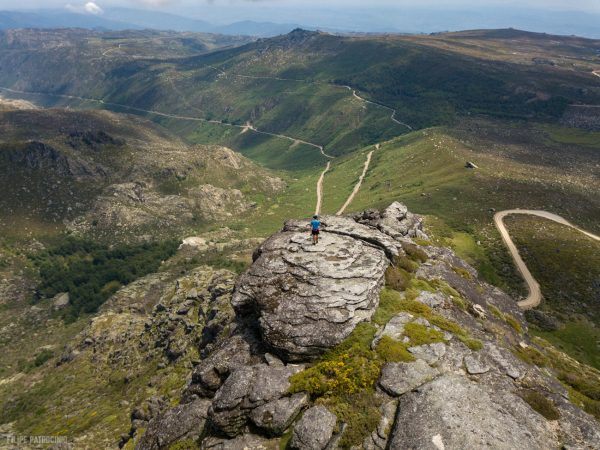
[336,147,376,215]
[315,161,331,215]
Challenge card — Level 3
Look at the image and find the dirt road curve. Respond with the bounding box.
[315,161,331,215]
[494,209,600,310]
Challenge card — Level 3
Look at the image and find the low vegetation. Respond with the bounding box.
[519,389,560,421]
[513,337,600,420]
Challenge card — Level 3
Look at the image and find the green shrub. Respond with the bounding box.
[169,440,200,450]
[489,305,504,320]
[289,352,381,397]
[288,324,385,449]
[403,322,445,346]
[279,428,294,450]
[318,393,382,449]
[568,388,600,420]
[373,289,408,325]
[451,296,469,311]
[559,371,600,401]
[413,239,432,247]
[375,288,481,350]
[457,335,484,351]
[519,389,560,420]
[374,336,414,363]
[513,346,549,367]
[33,349,54,367]
[401,242,428,263]
[408,278,436,293]
[394,254,420,273]
[428,279,461,299]
[385,265,411,291]
[505,314,523,334]
[290,323,381,398]
[452,266,473,280]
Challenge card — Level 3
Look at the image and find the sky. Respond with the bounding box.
[1,0,600,36]
[1,0,599,13]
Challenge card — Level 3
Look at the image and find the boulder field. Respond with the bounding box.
[121,203,600,450]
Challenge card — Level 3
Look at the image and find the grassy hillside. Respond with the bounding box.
[501,216,600,369]
[1,29,598,170]
[312,118,599,295]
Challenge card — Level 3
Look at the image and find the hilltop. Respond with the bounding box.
[0,108,284,239]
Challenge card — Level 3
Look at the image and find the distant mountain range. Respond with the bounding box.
[0,8,303,37]
[1,6,600,38]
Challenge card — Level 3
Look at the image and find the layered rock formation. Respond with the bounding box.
[122,203,600,450]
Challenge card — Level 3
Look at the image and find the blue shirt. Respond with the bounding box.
[311,219,320,231]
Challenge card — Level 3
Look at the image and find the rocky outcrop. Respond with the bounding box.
[122,203,600,450]
[208,363,304,437]
[354,202,428,241]
[560,105,600,131]
[189,184,253,220]
[71,182,253,236]
[231,209,424,361]
[250,392,308,436]
[1,141,106,180]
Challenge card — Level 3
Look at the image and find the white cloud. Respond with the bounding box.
[134,0,177,6]
[65,1,104,15]
[84,1,103,14]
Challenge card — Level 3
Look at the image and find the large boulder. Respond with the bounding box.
[388,374,555,449]
[135,398,211,450]
[250,392,309,436]
[232,215,393,361]
[208,363,304,437]
[290,405,337,450]
[185,332,261,400]
[355,201,427,240]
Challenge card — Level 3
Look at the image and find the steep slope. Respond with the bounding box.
[2,204,599,448]
[0,245,242,447]
[0,108,284,239]
[110,204,599,449]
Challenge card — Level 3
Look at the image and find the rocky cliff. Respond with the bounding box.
[115,202,600,450]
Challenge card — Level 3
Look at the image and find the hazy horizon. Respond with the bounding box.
[1,0,600,37]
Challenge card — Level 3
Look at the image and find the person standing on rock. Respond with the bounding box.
[310,215,321,245]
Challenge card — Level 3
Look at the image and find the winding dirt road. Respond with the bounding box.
[206,64,413,132]
[349,88,413,131]
[336,148,376,215]
[315,161,331,215]
[494,209,600,310]
[0,85,333,156]
[0,62,414,215]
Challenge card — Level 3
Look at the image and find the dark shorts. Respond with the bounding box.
[311,229,320,236]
